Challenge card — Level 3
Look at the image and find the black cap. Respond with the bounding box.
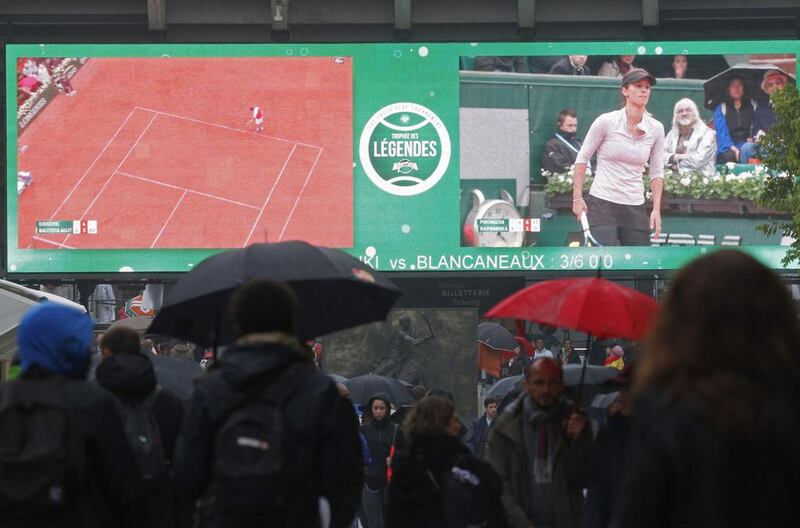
[621,68,656,87]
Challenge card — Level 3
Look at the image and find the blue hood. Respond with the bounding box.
[18,303,94,376]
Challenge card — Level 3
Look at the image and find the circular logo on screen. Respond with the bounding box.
[359,102,451,196]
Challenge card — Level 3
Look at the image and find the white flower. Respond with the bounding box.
[755,165,765,174]
[778,172,789,178]
[702,177,709,185]
[680,177,691,187]
[725,174,737,182]
[726,162,736,170]
[739,172,753,180]
[712,175,722,182]
[645,191,652,199]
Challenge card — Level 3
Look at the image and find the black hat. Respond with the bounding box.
[621,68,656,87]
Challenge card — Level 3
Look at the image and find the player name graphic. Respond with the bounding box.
[35,220,98,234]
[477,219,541,233]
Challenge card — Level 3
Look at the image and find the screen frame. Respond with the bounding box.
[6,40,799,277]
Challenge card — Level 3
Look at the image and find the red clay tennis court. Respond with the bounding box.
[17,57,353,250]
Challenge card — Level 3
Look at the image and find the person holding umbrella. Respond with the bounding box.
[572,69,665,246]
[712,76,759,164]
[361,393,407,528]
[487,358,591,528]
[172,279,363,528]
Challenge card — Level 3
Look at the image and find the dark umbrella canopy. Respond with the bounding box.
[486,365,620,399]
[703,63,796,110]
[477,322,519,352]
[344,374,414,408]
[325,373,349,384]
[148,241,402,347]
[150,354,205,401]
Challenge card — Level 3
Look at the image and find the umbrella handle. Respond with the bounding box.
[575,333,592,407]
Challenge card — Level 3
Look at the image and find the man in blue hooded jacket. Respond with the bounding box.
[0,303,141,528]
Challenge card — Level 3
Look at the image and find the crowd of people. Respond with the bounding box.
[538,62,792,179]
[1,250,798,528]
[17,57,76,106]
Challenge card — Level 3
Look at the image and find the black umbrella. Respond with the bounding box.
[344,374,414,408]
[703,63,796,110]
[325,373,349,384]
[477,322,519,352]
[148,241,402,347]
[486,365,620,400]
[150,354,205,401]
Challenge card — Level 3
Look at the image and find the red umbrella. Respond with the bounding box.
[485,278,657,340]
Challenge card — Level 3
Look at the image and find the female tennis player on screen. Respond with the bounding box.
[571,68,665,246]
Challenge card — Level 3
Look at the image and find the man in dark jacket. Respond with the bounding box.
[487,358,591,528]
[548,55,591,76]
[541,109,585,175]
[0,303,141,528]
[95,326,188,528]
[361,392,407,528]
[173,279,363,528]
[468,397,498,459]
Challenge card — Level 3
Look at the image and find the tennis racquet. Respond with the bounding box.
[580,211,603,247]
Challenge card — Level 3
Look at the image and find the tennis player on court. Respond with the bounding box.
[248,105,264,133]
[571,69,665,246]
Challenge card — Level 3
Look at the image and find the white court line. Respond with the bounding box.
[151,190,187,248]
[278,147,324,241]
[63,112,159,245]
[244,145,298,246]
[116,171,260,210]
[133,106,323,150]
[32,236,76,249]
[49,109,137,219]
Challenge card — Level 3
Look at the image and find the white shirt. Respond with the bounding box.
[576,108,665,206]
[533,349,554,360]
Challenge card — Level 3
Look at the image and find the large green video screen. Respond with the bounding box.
[6,41,799,273]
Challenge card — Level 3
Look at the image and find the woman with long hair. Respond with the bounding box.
[386,396,506,528]
[572,69,665,246]
[617,250,800,528]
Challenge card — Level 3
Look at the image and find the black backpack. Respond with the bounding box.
[431,455,503,528]
[209,362,311,510]
[115,387,167,481]
[0,379,84,509]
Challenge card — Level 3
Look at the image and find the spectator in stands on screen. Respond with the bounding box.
[541,109,586,175]
[474,56,528,73]
[36,63,51,84]
[713,77,758,164]
[549,55,591,76]
[666,54,691,79]
[598,55,636,78]
[529,56,562,74]
[55,73,76,96]
[18,75,40,96]
[665,98,717,177]
[22,59,38,78]
[753,69,790,141]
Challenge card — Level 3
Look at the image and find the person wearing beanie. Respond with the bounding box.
[0,303,141,527]
[173,279,363,528]
[604,345,625,370]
